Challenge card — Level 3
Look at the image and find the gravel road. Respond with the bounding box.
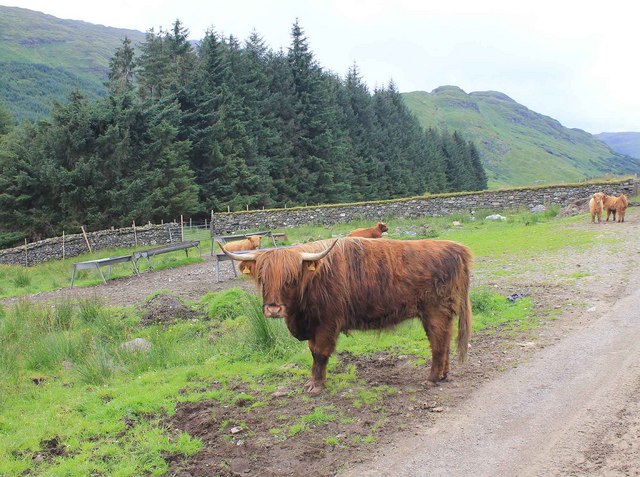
[343,263,640,476]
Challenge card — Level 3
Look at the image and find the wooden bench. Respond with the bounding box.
[212,231,279,282]
[132,240,200,272]
[70,255,137,288]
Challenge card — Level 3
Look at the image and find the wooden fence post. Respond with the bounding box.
[62,231,65,260]
[180,215,184,242]
[24,238,28,267]
[81,226,93,253]
[132,220,138,247]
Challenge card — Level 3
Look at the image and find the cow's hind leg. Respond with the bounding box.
[420,305,455,383]
[306,327,338,394]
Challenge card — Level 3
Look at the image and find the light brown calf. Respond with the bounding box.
[589,192,605,223]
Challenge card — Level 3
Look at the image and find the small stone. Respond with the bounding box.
[230,426,243,434]
[121,338,152,352]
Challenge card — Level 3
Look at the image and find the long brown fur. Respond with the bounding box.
[602,193,629,223]
[589,192,605,223]
[237,237,473,394]
[346,222,388,238]
[221,235,261,252]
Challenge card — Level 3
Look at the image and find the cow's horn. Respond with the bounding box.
[300,239,339,261]
[218,242,257,261]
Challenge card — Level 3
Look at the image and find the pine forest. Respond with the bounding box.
[0,20,487,247]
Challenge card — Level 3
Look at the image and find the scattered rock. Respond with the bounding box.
[273,387,290,398]
[517,341,536,348]
[230,426,243,434]
[486,214,507,221]
[508,291,529,302]
[530,204,546,213]
[452,221,462,227]
[121,338,152,352]
[230,458,252,475]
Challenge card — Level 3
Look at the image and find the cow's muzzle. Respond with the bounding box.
[263,304,286,318]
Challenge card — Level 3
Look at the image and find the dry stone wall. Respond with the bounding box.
[211,180,637,234]
[2,179,636,266]
[0,224,181,266]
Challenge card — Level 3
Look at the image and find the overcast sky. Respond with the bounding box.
[4,0,639,134]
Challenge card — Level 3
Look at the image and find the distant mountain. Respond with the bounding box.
[402,86,640,187]
[0,6,146,122]
[595,132,640,159]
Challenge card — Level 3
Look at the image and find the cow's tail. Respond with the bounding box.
[457,252,473,363]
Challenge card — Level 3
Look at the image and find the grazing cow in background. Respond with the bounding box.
[589,192,605,223]
[602,193,629,223]
[221,237,473,394]
[346,222,388,238]
[221,235,262,252]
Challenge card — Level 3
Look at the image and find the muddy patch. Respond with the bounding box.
[166,328,539,477]
[138,293,202,326]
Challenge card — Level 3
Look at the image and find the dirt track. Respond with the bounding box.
[343,271,640,476]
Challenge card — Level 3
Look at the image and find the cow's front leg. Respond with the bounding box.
[306,329,338,394]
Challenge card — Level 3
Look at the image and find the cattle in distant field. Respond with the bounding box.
[602,193,629,223]
[221,235,262,252]
[589,192,605,223]
[346,222,388,238]
[220,237,473,394]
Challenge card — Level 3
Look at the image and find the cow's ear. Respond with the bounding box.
[238,261,256,276]
[304,260,322,271]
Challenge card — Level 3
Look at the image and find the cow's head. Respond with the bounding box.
[247,235,262,249]
[593,192,605,204]
[377,222,389,233]
[220,240,339,318]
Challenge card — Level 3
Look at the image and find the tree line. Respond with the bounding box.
[0,20,487,248]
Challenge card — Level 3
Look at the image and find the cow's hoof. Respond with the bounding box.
[306,383,323,395]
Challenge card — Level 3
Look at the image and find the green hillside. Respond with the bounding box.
[402,86,640,187]
[595,132,640,159]
[0,6,146,122]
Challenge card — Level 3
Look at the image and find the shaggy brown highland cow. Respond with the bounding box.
[346,222,388,238]
[602,193,629,223]
[221,237,472,394]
